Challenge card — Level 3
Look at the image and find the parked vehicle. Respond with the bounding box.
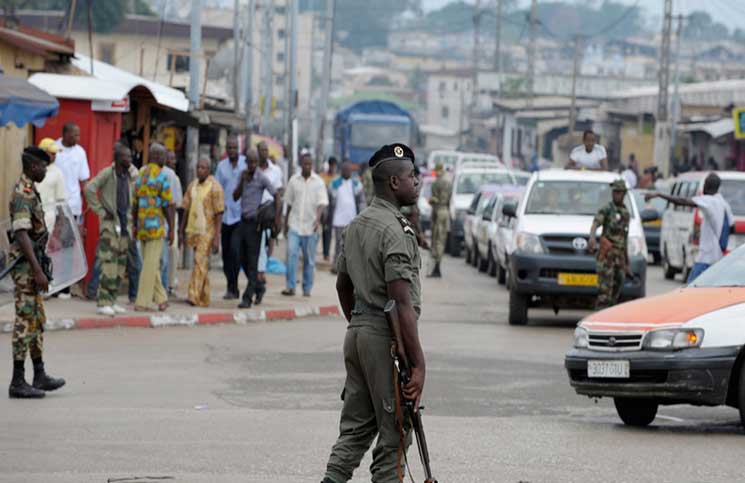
[507,170,647,326]
[632,189,666,264]
[448,164,522,257]
[417,176,434,232]
[659,171,745,281]
[426,150,503,172]
[491,191,525,285]
[463,184,503,266]
[566,243,745,428]
[474,187,524,278]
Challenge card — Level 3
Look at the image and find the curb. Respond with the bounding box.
[1,305,340,333]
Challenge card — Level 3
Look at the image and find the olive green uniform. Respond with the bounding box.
[9,173,48,362]
[594,201,629,308]
[324,197,421,483]
[429,172,451,264]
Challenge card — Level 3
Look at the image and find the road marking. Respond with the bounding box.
[657,414,685,422]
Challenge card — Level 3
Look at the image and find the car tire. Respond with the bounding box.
[662,247,676,280]
[613,397,658,427]
[465,245,472,265]
[478,249,489,272]
[508,286,528,326]
[652,252,661,265]
[472,244,479,268]
[449,231,461,257]
[738,361,745,430]
[497,261,506,285]
[488,246,497,277]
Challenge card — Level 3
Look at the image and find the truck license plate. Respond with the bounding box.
[587,360,630,379]
[557,273,598,286]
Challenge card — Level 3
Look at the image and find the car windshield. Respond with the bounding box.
[456,172,512,195]
[350,122,410,149]
[719,180,745,216]
[433,153,458,169]
[525,180,635,217]
[689,244,745,287]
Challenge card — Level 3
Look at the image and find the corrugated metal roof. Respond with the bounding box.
[28,73,131,102]
[680,118,734,139]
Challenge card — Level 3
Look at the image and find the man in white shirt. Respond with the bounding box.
[328,161,365,268]
[55,123,90,221]
[35,138,66,230]
[647,173,734,282]
[256,141,284,302]
[282,152,328,297]
[568,130,608,171]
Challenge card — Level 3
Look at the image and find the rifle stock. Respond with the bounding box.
[384,299,437,483]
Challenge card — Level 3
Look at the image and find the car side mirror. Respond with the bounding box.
[640,208,659,222]
[502,202,517,218]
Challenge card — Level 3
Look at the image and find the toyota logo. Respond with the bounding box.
[572,237,588,251]
[608,336,617,347]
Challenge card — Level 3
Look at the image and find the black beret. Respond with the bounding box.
[22,146,50,165]
[368,143,415,170]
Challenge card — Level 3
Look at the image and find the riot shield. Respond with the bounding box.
[0,202,88,305]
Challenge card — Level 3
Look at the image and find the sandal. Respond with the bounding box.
[158,302,169,312]
[134,306,150,312]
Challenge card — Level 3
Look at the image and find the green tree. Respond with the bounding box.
[683,11,729,41]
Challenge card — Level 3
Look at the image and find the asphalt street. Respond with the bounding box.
[1,256,743,483]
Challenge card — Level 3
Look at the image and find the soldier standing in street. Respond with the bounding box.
[428,162,451,278]
[8,147,65,398]
[588,180,631,309]
[322,143,426,483]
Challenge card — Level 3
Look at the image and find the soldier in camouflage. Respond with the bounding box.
[588,179,631,309]
[8,146,66,399]
[428,162,452,278]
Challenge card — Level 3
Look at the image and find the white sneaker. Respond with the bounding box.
[58,292,71,300]
[97,306,116,317]
[112,304,127,314]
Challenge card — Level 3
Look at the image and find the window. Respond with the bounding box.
[441,106,449,119]
[167,54,190,72]
[98,42,115,64]
[276,52,285,63]
[277,29,286,39]
[275,6,287,15]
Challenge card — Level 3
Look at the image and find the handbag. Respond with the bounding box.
[256,201,276,236]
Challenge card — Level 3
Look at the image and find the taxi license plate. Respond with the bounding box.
[644,219,662,228]
[557,273,598,286]
[587,360,630,379]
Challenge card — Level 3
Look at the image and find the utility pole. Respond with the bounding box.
[526,0,537,104]
[468,0,481,149]
[233,0,241,115]
[315,0,335,167]
[670,14,684,157]
[261,1,275,134]
[653,0,673,177]
[568,35,583,135]
[287,0,298,173]
[244,0,256,134]
[187,0,202,185]
[494,0,502,98]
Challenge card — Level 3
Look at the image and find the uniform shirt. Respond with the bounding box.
[54,140,90,216]
[693,193,734,265]
[337,197,421,333]
[10,173,47,262]
[240,170,276,219]
[285,172,329,236]
[258,160,283,204]
[594,201,630,251]
[215,155,247,226]
[35,162,66,230]
[133,163,172,241]
[430,173,452,210]
[570,144,607,170]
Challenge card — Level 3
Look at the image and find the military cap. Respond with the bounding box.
[434,162,444,173]
[609,179,627,191]
[22,146,50,165]
[368,143,415,171]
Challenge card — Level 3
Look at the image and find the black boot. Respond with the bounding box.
[32,359,65,392]
[428,262,442,278]
[9,361,45,399]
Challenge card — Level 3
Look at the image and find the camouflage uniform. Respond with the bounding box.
[429,171,452,266]
[594,199,629,309]
[9,173,48,362]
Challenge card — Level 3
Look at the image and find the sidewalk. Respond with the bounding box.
[0,243,341,333]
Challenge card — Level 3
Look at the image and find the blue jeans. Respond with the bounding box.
[285,229,319,294]
[687,262,711,283]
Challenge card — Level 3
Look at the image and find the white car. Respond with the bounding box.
[507,170,648,325]
[491,191,524,285]
[660,171,745,281]
[566,243,745,428]
[417,175,434,232]
[449,164,521,257]
[463,184,503,266]
[474,188,524,278]
[426,150,503,172]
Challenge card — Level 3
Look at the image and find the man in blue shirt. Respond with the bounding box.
[215,136,246,299]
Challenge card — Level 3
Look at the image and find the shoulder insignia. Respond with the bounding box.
[396,214,416,236]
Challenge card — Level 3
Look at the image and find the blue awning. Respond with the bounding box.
[0,75,59,128]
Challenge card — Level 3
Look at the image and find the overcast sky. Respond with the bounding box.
[421,0,745,30]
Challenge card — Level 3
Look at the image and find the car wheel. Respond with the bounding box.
[488,246,497,277]
[508,286,528,326]
[478,249,489,272]
[613,398,658,427]
[652,252,661,265]
[472,244,479,268]
[497,261,506,285]
[465,245,472,265]
[738,361,745,430]
[662,246,676,280]
[449,231,461,257]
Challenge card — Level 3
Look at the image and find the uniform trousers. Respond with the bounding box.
[430,207,449,264]
[596,251,625,309]
[96,230,129,307]
[325,324,412,483]
[135,239,168,308]
[11,266,45,361]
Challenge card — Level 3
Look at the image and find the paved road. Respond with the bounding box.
[1,256,743,483]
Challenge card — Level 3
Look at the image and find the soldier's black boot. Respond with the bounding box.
[8,361,45,399]
[428,262,442,278]
[32,359,65,392]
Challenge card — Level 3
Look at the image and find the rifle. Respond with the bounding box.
[0,233,52,283]
[384,299,437,483]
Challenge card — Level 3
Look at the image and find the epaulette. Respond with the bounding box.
[396,213,416,236]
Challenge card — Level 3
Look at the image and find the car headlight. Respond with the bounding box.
[574,327,589,348]
[642,328,704,350]
[514,231,544,254]
[627,235,647,259]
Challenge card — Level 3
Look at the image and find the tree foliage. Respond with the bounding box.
[334,0,421,51]
[15,0,154,33]
[682,11,730,41]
